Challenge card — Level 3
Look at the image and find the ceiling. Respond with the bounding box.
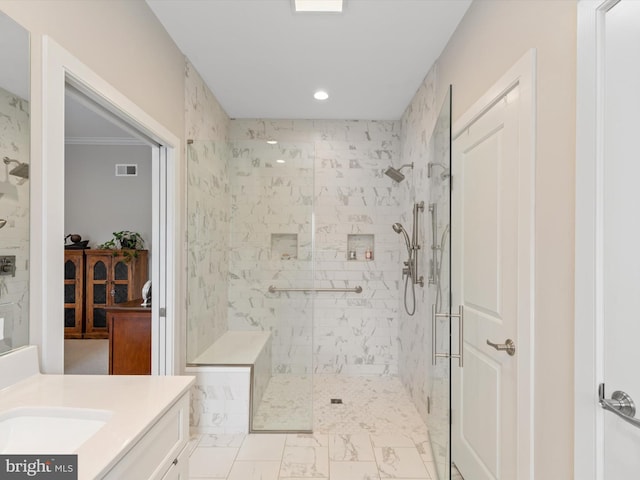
[65,93,142,145]
[146,0,471,120]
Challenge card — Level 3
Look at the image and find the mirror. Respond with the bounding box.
[0,11,30,354]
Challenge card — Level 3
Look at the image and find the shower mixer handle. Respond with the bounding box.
[402,262,411,278]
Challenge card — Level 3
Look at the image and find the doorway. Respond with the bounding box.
[63,88,153,374]
[35,37,180,375]
[575,1,640,477]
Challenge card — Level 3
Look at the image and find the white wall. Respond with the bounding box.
[0,0,185,140]
[435,1,577,477]
[64,144,152,252]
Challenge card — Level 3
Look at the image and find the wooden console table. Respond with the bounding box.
[106,299,151,375]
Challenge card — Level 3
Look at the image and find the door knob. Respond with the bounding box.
[486,338,516,356]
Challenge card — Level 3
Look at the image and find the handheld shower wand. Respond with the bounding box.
[393,223,412,255]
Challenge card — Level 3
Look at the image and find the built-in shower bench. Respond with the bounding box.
[186,330,271,434]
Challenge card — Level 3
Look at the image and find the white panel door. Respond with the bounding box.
[601,1,640,476]
[451,88,519,480]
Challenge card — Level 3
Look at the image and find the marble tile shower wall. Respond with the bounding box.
[0,88,30,351]
[229,120,404,375]
[185,62,231,362]
[0,86,29,350]
[398,66,440,421]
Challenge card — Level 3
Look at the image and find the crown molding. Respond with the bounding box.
[65,136,146,146]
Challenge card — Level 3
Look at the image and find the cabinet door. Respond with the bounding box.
[85,253,111,338]
[108,310,151,375]
[63,251,84,338]
[111,255,131,304]
[84,250,149,338]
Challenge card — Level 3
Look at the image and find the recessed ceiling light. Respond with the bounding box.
[314,90,329,101]
[266,140,278,145]
[294,0,343,12]
[276,159,286,164]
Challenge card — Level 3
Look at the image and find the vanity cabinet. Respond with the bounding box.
[85,250,148,339]
[102,393,190,480]
[64,250,84,338]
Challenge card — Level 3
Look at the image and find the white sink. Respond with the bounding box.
[0,407,112,453]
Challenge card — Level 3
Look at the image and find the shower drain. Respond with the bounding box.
[330,398,343,404]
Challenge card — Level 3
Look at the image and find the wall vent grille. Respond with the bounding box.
[115,164,137,176]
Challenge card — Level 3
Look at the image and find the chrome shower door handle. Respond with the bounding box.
[486,338,516,356]
[599,383,640,430]
[432,305,464,367]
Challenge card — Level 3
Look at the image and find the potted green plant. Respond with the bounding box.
[98,231,145,261]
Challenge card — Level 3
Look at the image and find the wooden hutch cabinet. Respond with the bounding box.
[64,249,148,339]
[64,250,84,338]
[84,250,148,339]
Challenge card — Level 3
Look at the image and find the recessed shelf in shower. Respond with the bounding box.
[347,234,374,261]
[271,233,298,260]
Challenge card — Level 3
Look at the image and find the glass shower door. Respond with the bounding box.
[426,86,453,479]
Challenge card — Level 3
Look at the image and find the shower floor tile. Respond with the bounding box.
[190,374,442,480]
[252,374,429,436]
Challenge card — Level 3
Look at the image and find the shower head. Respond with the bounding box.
[3,157,29,179]
[392,222,412,253]
[384,163,414,183]
[385,167,405,182]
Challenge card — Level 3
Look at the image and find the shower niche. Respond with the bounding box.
[347,234,374,261]
[271,233,298,261]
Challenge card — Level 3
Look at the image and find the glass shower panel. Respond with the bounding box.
[230,140,315,432]
[185,139,314,433]
[426,87,452,480]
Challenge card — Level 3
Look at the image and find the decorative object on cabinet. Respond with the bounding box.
[141,280,152,307]
[84,249,148,339]
[98,231,145,261]
[106,299,151,375]
[64,233,89,250]
[347,234,375,261]
[64,250,84,339]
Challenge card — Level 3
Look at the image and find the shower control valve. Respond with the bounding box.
[402,261,411,278]
[0,255,16,277]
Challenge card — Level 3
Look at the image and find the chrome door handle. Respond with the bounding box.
[486,338,516,356]
[599,383,640,430]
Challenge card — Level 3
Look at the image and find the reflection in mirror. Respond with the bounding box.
[0,11,30,355]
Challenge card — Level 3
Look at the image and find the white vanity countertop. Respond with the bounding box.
[0,373,194,479]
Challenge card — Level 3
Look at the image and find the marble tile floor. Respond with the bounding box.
[190,374,462,480]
